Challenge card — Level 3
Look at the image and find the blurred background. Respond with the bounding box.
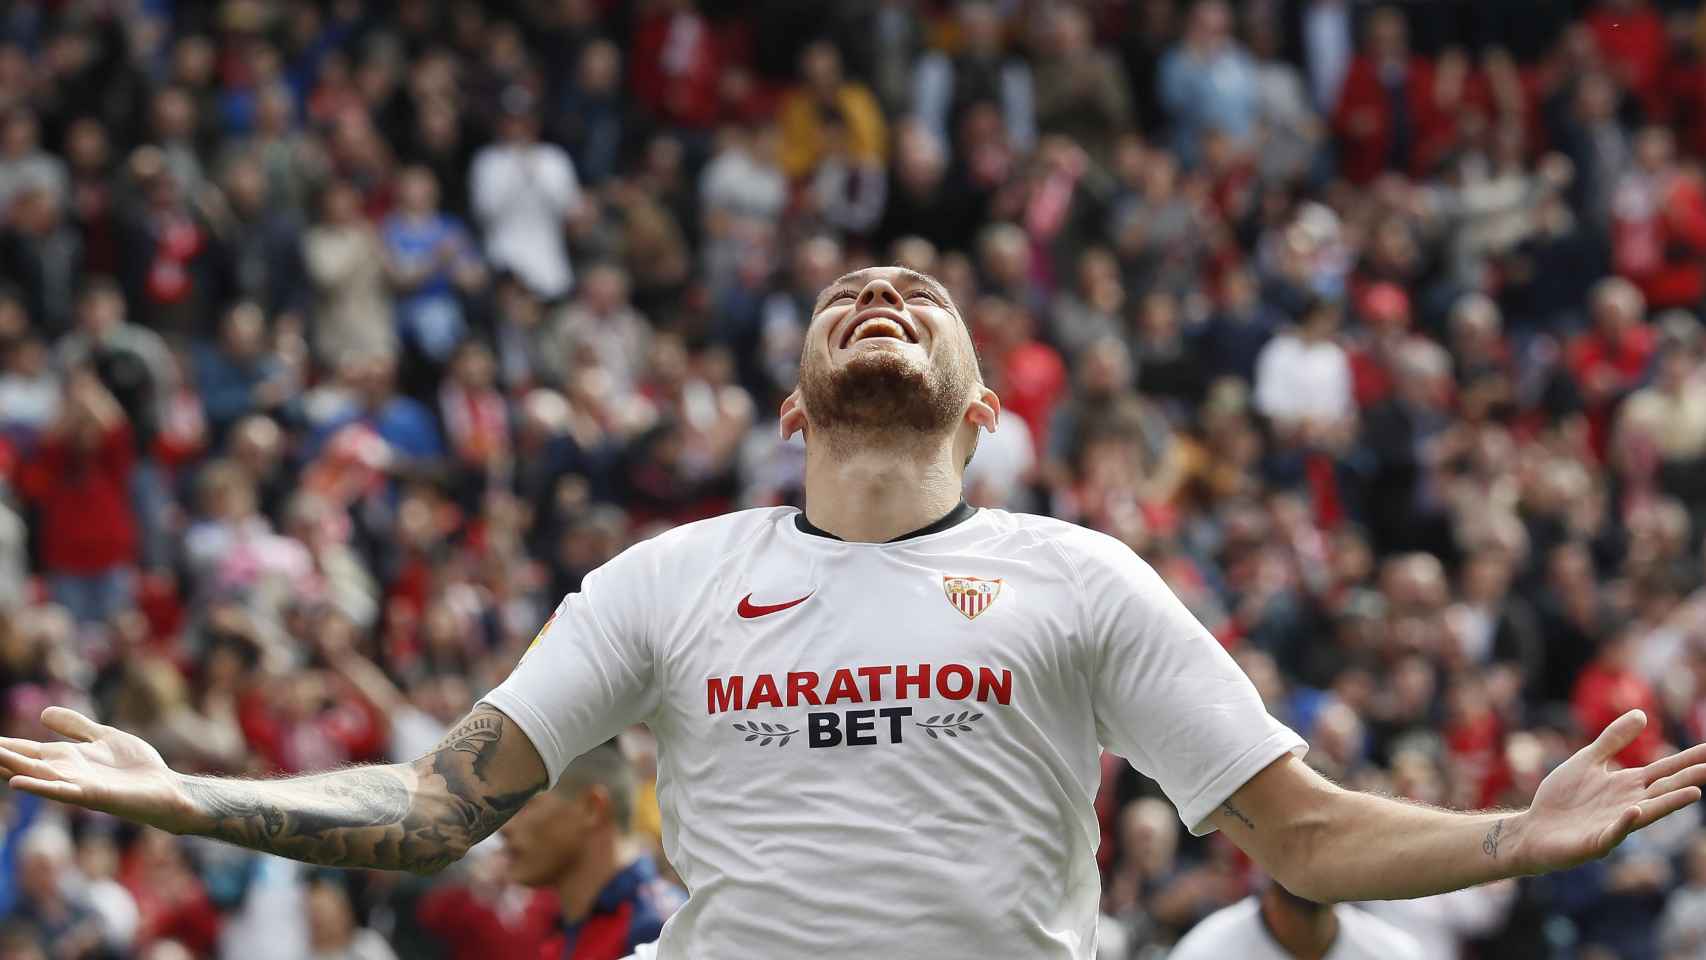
[1,0,1706,957]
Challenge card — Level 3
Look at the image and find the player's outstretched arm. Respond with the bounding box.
[0,703,545,875]
[1209,709,1706,903]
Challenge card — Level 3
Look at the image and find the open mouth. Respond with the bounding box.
[840,310,920,349]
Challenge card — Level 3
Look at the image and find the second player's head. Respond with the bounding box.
[785,265,998,469]
[499,739,635,888]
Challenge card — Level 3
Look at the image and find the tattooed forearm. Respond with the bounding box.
[1222,800,1256,830]
[1482,819,1503,859]
[179,705,543,874]
[438,711,503,777]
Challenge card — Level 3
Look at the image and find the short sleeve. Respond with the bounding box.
[1068,530,1306,835]
[478,541,660,786]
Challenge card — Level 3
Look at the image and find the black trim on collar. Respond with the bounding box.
[794,499,977,542]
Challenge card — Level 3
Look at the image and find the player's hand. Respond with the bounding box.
[0,706,196,833]
[1516,710,1706,873]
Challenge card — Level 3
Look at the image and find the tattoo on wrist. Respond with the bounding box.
[1483,819,1504,859]
[1222,799,1256,830]
[184,705,541,873]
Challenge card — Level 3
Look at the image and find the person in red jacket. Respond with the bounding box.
[1331,7,1437,184]
[1587,0,1668,121]
[628,0,722,131]
[1568,278,1657,459]
[418,740,683,960]
[1574,626,1668,770]
[1611,126,1706,311]
[16,369,138,624]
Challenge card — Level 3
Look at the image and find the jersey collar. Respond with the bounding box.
[794,499,977,543]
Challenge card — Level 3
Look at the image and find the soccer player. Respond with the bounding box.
[3,266,1705,959]
[418,739,682,959]
[1167,880,1424,960]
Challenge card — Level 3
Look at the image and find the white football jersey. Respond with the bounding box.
[480,506,1305,959]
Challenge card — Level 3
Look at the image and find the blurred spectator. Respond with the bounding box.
[975,295,1065,456]
[1558,69,1632,227]
[1160,0,1259,167]
[1248,9,1325,188]
[629,0,723,134]
[303,877,394,960]
[304,180,395,365]
[17,371,137,624]
[1587,0,1668,120]
[1611,125,1706,310]
[808,106,887,240]
[1331,7,1436,184]
[1660,833,1706,959]
[2,823,104,960]
[555,40,628,187]
[470,87,582,300]
[312,356,443,464]
[0,109,66,213]
[1253,296,1354,432]
[439,340,511,480]
[913,1,1036,157]
[1573,624,1668,770]
[0,333,59,441]
[873,121,978,256]
[1032,5,1132,165]
[120,149,214,338]
[223,83,326,219]
[1616,318,1706,523]
[209,153,307,323]
[194,302,289,442]
[778,41,887,180]
[381,166,484,365]
[0,172,81,338]
[1569,277,1656,456]
[548,263,652,395]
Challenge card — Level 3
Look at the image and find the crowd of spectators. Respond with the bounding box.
[3,0,1706,957]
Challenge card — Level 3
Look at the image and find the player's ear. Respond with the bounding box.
[582,784,613,828]
[965,385,999,434]
[780,388,807,441]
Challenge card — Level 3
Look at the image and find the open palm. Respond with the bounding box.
[1524,709,1706,872]
[0,706,192,833]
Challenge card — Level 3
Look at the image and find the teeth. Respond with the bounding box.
[851,318,909,344]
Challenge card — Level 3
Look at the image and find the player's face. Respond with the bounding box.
[795,267,979,437]
[498,790,584,887]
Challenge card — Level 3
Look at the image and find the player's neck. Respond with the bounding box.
[1259,896,1340,960]
[556,833,639,923]
[802,442,964,542]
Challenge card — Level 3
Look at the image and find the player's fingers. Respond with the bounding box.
[0,737,44,760]
[1588,710,1647,765]
[40,706,102,743]
[6,775,86,804]
[1647,762,1706,798]
[0,746,62,782]
[1633,786,1703,831]
[1641,742,1706,785]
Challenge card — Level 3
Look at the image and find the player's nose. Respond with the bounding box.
[856,278,903,310]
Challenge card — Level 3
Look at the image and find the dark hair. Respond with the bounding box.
[78,275,122,303]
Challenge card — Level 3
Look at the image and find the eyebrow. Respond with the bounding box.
[814,268,954,315]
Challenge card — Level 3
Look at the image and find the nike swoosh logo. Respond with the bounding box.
[737,592,813,619]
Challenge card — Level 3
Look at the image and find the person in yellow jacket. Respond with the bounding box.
[779,41,887,180]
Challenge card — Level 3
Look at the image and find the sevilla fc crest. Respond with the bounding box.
[943,576,1003,620]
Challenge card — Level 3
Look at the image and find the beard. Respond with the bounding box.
[798,347,969,442]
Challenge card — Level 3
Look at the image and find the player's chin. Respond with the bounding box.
[503,861,546,887]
